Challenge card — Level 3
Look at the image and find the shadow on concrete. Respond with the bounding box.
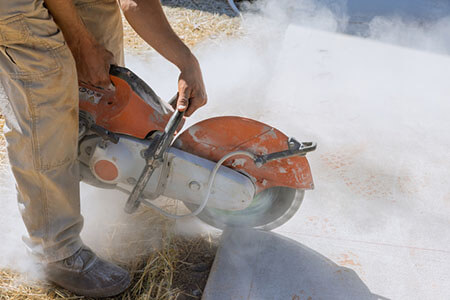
[202,228,388,300]
[338,0,450,37]
[162,0,450,41]
[344,0,450,20]
[162,0,450,20]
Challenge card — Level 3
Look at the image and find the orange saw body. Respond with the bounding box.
[78,66,316,230]
[175,117,314,193]
[79,69,177,139]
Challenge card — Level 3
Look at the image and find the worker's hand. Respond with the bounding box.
[68,36,115,89]
[177,56,207,117]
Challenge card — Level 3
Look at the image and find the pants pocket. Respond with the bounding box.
[1,5,79,171]
[0,7,67,78]
[0,14,30,44]
[27,45,79,171]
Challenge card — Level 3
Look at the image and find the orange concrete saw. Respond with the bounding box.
[78,66,316,230]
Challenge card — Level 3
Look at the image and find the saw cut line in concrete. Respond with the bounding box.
[202,227,383,300]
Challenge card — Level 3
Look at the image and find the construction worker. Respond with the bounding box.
[0,0,207,297]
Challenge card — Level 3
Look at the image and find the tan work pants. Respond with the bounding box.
[0,0,124,262]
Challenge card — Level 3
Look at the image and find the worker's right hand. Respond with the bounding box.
[176,55,207,117]
[67,35,115,90]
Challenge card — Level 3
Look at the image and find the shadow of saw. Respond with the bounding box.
[202,227,387,300]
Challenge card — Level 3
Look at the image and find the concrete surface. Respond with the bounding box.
[123,4,450,299]
[202,228,382,300]
[200,19,449,300]
[266,25,450,299]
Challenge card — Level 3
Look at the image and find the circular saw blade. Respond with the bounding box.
[184,187,304,230]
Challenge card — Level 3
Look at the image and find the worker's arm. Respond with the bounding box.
[119,0,207,116]
[44,0,114,88]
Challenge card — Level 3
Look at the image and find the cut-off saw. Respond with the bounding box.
[78,66,316,230]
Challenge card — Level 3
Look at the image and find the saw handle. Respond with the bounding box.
[147,107,185,159]
[168,93,178,108]
[254,138,317,167]
[124,107,185,214]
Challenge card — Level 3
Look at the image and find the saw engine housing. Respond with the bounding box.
[79,135,255,211]
[78,66,316,230]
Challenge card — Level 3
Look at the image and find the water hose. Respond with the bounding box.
[227,0,242,17]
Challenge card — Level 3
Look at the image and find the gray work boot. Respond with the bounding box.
[45,246,131,298]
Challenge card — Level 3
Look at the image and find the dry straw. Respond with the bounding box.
[124,0,242,54]
[0,231,217,300]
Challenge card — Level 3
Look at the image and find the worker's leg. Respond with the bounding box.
[74,0,124,66]
[0,2,130,296]
[0,1,83,263]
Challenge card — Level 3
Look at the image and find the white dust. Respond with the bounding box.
[0,0,449,284]
[127,0,450,249]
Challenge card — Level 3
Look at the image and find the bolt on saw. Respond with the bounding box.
[78,66,316,230]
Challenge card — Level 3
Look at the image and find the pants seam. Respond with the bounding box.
[75,0,118,9]
[22,80,40,170]
[37,172,50,247]
[23,80,50,241]
[40,156,77,172]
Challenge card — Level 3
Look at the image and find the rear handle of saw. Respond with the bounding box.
[124,98,185,214]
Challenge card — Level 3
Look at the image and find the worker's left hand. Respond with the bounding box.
[176,56,207,117]
[69,37,115,89]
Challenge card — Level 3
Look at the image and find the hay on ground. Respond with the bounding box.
[123,0,241,54]
[0,233,218,300]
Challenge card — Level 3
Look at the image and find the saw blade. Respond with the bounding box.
[184,187,304,230]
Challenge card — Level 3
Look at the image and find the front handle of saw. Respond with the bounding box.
[124,102,185,214]
[254,138,316,167]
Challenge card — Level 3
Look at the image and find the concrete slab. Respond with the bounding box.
[201,23,449,300]
[202,227,381,300]
[265,25,450,299]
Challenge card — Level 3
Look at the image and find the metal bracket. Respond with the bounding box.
[79,110,119,144]
[254,137,317,167]
[90,124,120,144]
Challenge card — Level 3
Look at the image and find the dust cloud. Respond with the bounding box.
[128,0,450,247]
[0,0,449,284]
